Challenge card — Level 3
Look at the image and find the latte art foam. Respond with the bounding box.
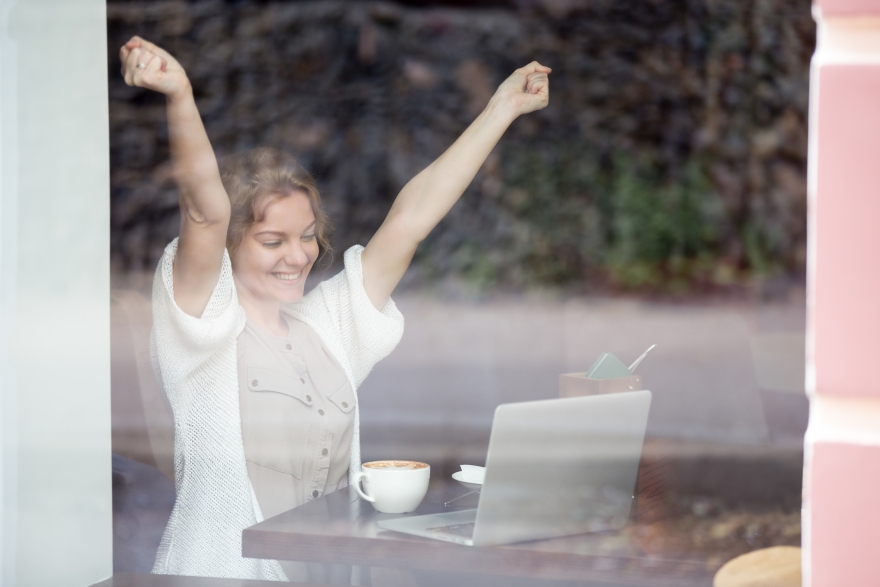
[364,460,428,470]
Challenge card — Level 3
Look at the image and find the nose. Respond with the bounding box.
[282,239,311,268]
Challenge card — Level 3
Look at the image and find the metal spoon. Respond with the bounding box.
[444,488,481,507]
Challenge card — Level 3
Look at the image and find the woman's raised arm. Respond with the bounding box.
[361,62,551,309]
[120,36,230,317]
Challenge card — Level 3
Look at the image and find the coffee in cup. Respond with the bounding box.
[352,460,430,514]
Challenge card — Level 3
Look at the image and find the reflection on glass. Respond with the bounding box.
[109,2,809,585]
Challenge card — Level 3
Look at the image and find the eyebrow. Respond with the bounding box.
[253,222,317,238]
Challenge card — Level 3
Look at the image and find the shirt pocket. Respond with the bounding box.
[327,380,356,414]
[243,367,314,479]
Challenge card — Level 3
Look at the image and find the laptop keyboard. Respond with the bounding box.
[426,522,476,538]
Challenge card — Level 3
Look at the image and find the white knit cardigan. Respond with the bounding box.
[150,239,404,580]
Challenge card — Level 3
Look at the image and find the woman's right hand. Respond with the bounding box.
[121,36,228,318]
[120,36,189,98]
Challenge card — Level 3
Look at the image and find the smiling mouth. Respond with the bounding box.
[273,272,302,282]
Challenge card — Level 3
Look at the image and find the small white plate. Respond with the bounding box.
[452,471,482,490]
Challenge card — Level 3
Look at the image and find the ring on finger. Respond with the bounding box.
[136,62,147,69]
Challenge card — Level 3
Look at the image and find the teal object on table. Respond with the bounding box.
[585,352,632,379]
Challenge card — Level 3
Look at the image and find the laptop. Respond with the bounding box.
[377,390,652,547]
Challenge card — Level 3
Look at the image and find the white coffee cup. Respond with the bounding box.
[352,460,430,514]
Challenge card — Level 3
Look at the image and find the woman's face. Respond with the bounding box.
[231,191,320,305]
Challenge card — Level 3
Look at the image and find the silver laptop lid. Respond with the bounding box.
[472,390,652,546]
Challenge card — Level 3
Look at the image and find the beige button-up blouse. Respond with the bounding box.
[237,312,357,521]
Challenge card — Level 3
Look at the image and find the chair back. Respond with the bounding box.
[111,290,174,481]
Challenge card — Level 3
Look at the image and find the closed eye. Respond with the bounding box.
[263,241,282,248]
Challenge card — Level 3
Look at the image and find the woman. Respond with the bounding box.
[120,36,550,581]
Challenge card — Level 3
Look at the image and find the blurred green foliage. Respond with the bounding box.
[492,146,731,292]
[109,0,813,294]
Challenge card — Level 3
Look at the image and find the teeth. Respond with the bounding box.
[274,272,301,281]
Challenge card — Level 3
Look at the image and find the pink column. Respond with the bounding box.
[806,2,880,586]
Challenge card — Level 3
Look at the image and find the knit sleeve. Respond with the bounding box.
[150,238,245,385]
[292,245,404,388]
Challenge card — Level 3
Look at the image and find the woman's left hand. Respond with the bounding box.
[362,62,550,310]
[491,61,552,118]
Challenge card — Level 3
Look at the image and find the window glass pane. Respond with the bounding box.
[109,2,810,583]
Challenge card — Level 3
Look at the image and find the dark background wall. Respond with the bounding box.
[108,0,814,294]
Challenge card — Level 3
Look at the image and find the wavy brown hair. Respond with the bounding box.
[220,147,333,266]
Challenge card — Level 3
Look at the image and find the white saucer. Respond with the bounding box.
[452,471,482,490]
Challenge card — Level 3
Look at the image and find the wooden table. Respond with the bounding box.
[242,483,719,587]
[91,572,317,587]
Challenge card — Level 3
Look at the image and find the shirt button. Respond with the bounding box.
[251,380,258,387]
[300,378,305,384]
[312,490,319,498]
[306,395,312,402]
[318,409,324,416]
[342,402,348,408]
[285,343,292,350]
[322,448,328,456]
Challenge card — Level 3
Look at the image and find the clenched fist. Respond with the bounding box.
[120,36,189,98]
[491,61,552,118]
